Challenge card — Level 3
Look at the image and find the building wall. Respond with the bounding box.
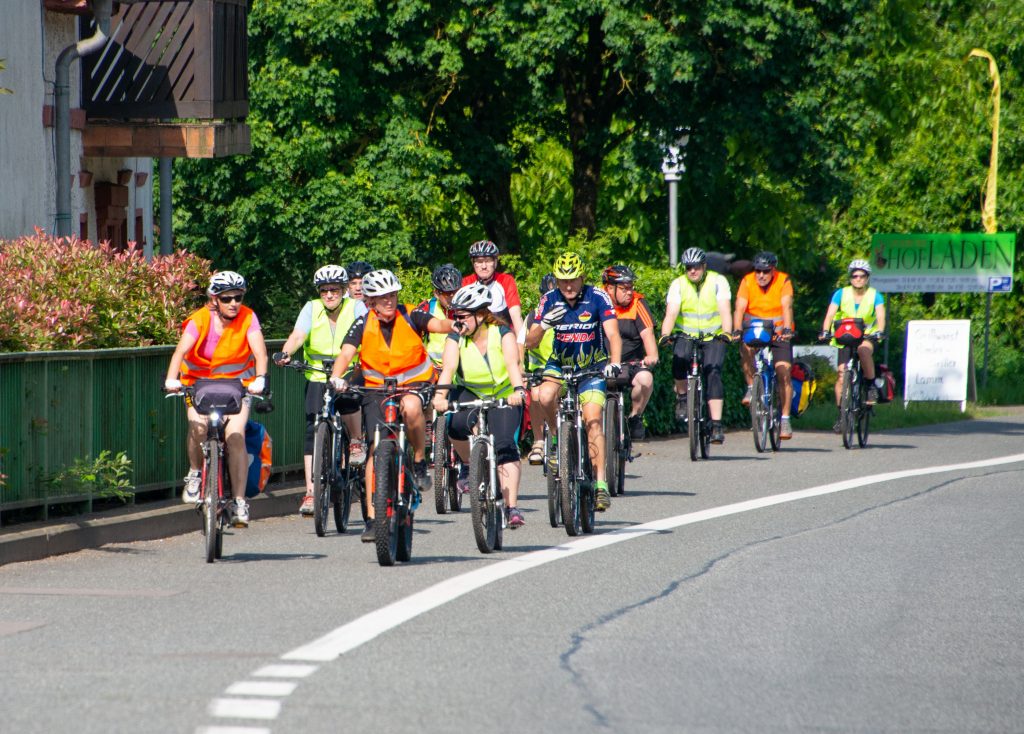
[0,5,154,248]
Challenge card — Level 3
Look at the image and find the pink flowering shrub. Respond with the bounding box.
[0,229,212,351]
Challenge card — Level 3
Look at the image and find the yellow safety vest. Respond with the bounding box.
[457,325,513,398]
[302,299,344,383]
[423,298,448,368]
[672,271,724,336]
[837,286,879,334]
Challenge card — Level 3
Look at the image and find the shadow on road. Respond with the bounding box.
[218,552,328,563]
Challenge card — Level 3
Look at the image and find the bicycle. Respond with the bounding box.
[826,319,881,449]
[551,367,604,537]
[441,393,509,553]
[274,354,358,536]
[346,379,429,566]
[742,319,786,453]
[168,378,264,563]
[603,359,642,493]
[664,334,729,461]
[432,411,464,515]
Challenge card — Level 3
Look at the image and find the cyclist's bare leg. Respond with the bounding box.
[630,369,654,417]
[451,438,469,464]
[834,363,848,405]
[224,406,251,499]
[775,361,793,418]
[582,401,605,483]
[185,406,206,471]
[303,454,313,493]
[709,398,724,421]
[739,343,755,387]
[498,460,521,507]
[399,393,426,461]
[858,340,876,381]
[364,454,375,519]
[535,379,560,436]
[342,411,362,443]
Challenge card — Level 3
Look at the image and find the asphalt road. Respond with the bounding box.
[2,416,1022,734]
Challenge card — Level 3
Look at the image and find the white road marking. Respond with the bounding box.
[283,451,1024,662]
[251,664,317,678]
[196,728,270,734]
[225,681,297,697]
[208,699,281,720]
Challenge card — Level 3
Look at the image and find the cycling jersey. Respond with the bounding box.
[537,284,615,369]
[463,271,521,309]
[612,293,655,362]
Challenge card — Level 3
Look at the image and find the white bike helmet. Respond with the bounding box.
[451,283,493,312]
[314,264,348,287]
[207,271,247,296]
[361,269,402,297]
[848,258,872,275]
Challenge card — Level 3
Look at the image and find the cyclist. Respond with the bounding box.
[462,239,524,335]
[346,260,374,302]
[524,252,622,512]
[519,273,557,464]
[417,263,463,369]
[819,258,887,425]
[164,271,268,528]
[275,265,368,516]
[432,283,529,527]
[601,265,659,440]
[328,269,453,541]
[660,248,732,444]
[733,251,796,440]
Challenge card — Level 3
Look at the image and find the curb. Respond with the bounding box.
[0,484,307,567]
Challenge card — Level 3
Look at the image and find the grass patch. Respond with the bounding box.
[795,400,978,432]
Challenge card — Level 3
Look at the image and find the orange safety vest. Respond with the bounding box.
[739,270,794,328]
[359,306,434,387]
[180,306,257,386]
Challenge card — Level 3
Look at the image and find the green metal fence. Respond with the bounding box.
[0,341,305,521]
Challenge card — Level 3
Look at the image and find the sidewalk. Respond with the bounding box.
[0,483,306,567]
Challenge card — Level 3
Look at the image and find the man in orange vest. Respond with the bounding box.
[164,271,269,527]
[328,269,453,542]
[733,251,797,440]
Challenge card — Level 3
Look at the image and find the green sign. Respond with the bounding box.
[870,233,1016,293]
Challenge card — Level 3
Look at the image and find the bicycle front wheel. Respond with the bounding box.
[545,427,560,527]
[372,441,400,566]
[768,380,782,451]
[840,371,855,449]
[751,378,769,453]
[604,395,620,495]
[468,441,499,553]
[580,447,595,535]
[432,417,452,515]
[333,433,352,533]
[558,421,581,537]
[857,381,871,448]
[687,377,700,461]
[699,383,711,459]
[203,444,219,564]
[395,447,414,562]
[312,422,332,537]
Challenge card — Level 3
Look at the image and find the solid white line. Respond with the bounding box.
[208,699,281,720]
[282,451,1024,663]
[225,681,297,697]
[196,728,270,734]
[251,664,317,678]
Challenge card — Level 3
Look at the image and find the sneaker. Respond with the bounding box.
[360,520,375,543]
[414,460,429,491]
[628,415,645,440]
[741,385,753,406]
[674,394,687,421]
[457,463,470,494]
[710,421,725,444]
[507,507,525,528]
[866,385,879,405]
[182,470,201,504]
[299,493,315,516]
[349,439,367,466]
[528,440,544,465]
[231,499,250,528]
[595,483,611,512]
[780,417,793,440]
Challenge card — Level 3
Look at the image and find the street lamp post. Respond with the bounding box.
[661,134,689,268]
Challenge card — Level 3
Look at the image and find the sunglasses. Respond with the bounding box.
[850,272,868,279]
[319,287,343,295]
[453,312,474,321]
[217,294,244,304]
[685,265,704,272]
[754,269,773,275]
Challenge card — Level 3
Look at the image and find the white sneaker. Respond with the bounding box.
[182,470,201,504]
[231,499,250,528]
[349,439,367,467]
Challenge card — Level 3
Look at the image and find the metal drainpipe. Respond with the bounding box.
[54,0,113,238]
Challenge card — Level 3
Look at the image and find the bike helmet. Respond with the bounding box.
[313,264,348,287]
[431,263,463,292]
[848,258,872,275]
[539,273,557,295]
[361,269,402,297]
[681,247,707,267]
[552,252,584,279]
[346,260,374,280]
[468,239,500,258]
[752,251,778,270]
[207,270,247,296]
[602,264,636,285]
[451,282,493,312]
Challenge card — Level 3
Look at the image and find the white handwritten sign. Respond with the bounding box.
[903,320,971,410]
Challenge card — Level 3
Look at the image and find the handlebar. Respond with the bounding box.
[274,353,334,376]
[661,332,733,347]
[444,396,509,413]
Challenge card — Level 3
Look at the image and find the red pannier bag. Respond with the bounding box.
[875,364,896,403]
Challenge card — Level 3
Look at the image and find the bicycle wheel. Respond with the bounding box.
[616,430,628,496]
[372,441,399,566]
[580,448,595,535]
[312,422,332,537]
[604,395,620,495]
[768,380,782,451]
[545,427,560,527]
[750,377,768,453]
[699,385,711,459]
[687,377,700,461]
[558,421,581,536]
[857,381,872,448]
[448,454,464,512]
[432,417,451,515]
[468,441,499,553]
[395,447,414,562]
[840,371,855,449]
[203,444,219,564]
[333,432,352,533]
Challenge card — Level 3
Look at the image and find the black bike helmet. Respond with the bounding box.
[602,264,636,285]
[752,251,778,270]
[346,260,374,279]
[539,273,557,295]
[431,263,463,292]
[468,240,500,258]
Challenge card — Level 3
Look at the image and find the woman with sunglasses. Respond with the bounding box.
[164,271,269,528]
[432,283,529,528]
